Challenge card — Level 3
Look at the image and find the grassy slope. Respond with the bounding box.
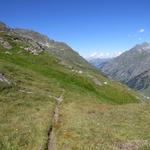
[1,33,149,150]
[56,101,150,150]
[0,59,59,150]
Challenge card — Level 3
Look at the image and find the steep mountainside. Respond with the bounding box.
[1,22,149,150]
[99,42,150,96]
[0,22,92,70]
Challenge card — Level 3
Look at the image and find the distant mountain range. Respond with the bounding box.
[90,42,150,97]
[87,57,112,68]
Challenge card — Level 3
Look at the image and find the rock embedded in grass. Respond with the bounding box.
[0,73,11,90]
[0,37,12,49]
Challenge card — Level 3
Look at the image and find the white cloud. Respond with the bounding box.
[139,28,144,33]
[90,52,98,57]
[89,51,123,59]
[128,28,145,41]
[115,51,123,56]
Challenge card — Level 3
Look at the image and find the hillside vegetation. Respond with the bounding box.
[0,23,150,150]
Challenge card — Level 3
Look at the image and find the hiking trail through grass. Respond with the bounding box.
[46,89,65,150]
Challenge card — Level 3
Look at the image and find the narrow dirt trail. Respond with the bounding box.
[47,89,65,150]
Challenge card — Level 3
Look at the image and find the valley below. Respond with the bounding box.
[89,43,150,98]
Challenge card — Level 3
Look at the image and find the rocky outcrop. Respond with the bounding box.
[10,28,51,47]
[0,22,9,31]
[0,37,12,49]
[0,73,11,90]
[0,73,10,83]
[88,75,102,86]
[0,22,92,69]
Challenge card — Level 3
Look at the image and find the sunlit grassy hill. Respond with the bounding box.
[0,23,150,150]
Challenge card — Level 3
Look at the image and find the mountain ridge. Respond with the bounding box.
[99,42,150,96]
[0,22,92,70]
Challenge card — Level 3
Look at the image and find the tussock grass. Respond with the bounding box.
[0,33,142,149]
[56,101,150,150]
[0,62,58,150]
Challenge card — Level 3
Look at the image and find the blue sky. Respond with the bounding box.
[0,0,150,58]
